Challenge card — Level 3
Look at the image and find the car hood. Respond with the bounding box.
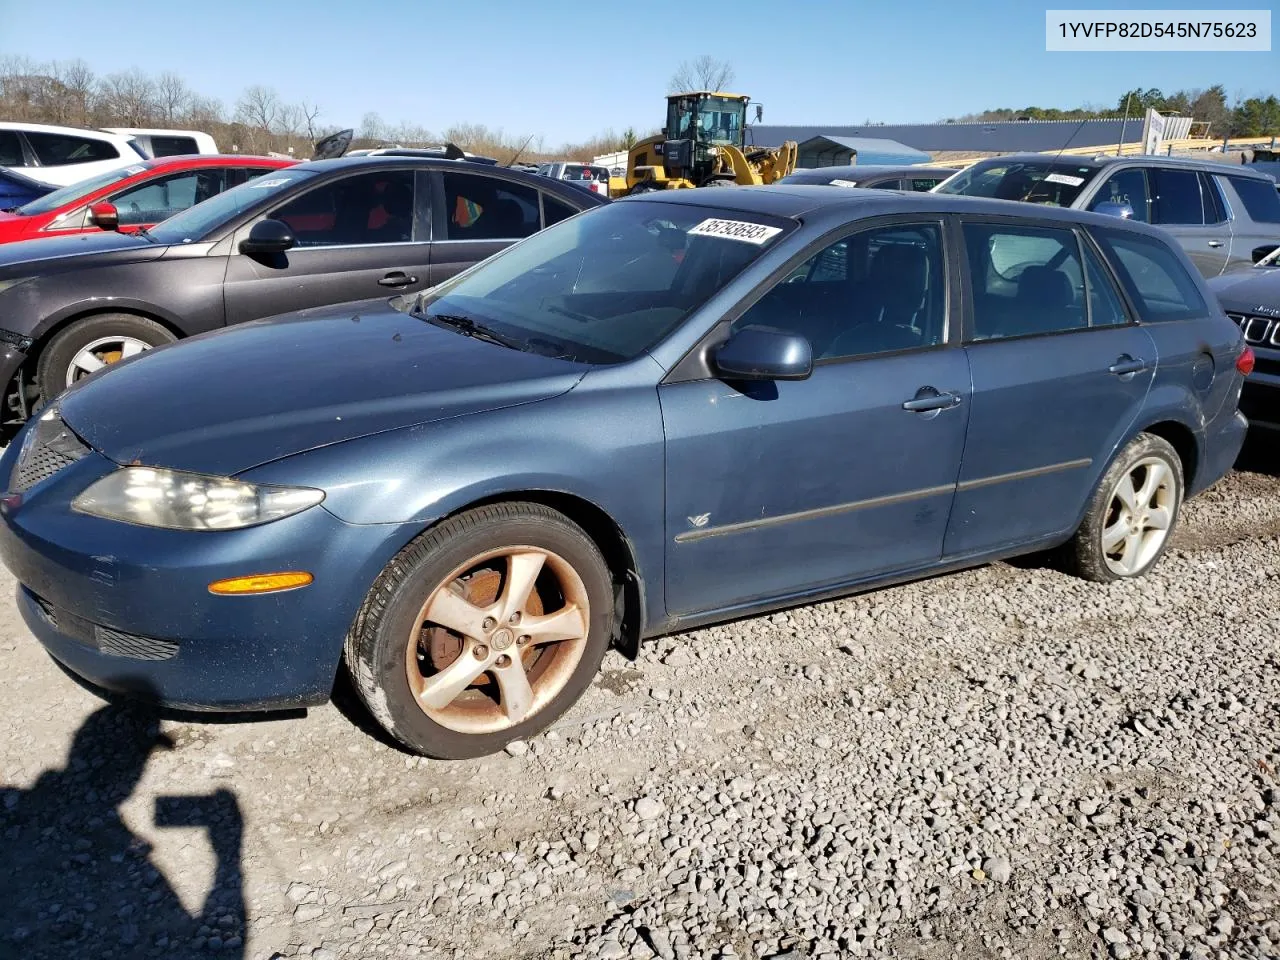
[1206,268,1280,315]
[0,229,160,273]
[57,299,591,476]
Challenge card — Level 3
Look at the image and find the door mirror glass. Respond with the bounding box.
[88,201,119,231]
[1092,201,1135,220]
[714,325,812,381]
[239,218,296,255]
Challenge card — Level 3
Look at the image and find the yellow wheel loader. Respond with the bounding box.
[610,92,798,197]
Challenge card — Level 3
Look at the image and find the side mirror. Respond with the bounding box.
[1092,201,1135,220]
[713,326,812,381]
[239,218,295,256]
[88,201,119,231]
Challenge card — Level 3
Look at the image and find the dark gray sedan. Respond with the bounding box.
[777,164,959,191]
[0,155,607,438]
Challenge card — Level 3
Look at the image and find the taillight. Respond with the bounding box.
[1237,345,1255,376]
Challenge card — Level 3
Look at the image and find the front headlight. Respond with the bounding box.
[71,467,325,531]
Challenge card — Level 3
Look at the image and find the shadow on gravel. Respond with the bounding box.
[0,686,247,960]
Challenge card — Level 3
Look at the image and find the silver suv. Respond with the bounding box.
[934,153,1280,278]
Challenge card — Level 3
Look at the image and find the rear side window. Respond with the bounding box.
[0,130,22,167]
[1091,228,1208,323]
[26,132,119,165]
[1226,175,1280,223]
[963,222,1086,340]
[542,194,578,227]
[1151,168,1208,225]
[147,135,199,157]
[442,172,540,240]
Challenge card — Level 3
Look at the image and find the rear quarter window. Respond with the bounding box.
[1225,175,1280,223]
[1090,227,1208,323]
[25,132,119,165]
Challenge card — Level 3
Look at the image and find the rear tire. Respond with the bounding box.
[1065,433,1183,583]
[36,313,177,405]
[344,502,615,759]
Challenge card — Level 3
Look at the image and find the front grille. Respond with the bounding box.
[10,409,90,493]
[1226,312,1280,350]
[25,588,179,662]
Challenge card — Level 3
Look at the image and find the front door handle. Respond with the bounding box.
[1108,356,1150,377]
[902,388,962,413]
[1207,240,1225,248]
[378,271,418,288]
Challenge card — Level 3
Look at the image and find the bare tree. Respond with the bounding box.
[360,111,386,144]
[58,59,96,127]
[299,100,322,143]
[98,69,158,126]
[155,72,191,124]
[668,55,735,94]
[235,85,281,152]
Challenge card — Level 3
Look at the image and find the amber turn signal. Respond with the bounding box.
[208,572,314,595]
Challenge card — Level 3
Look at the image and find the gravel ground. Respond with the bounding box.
[2,451,1278,960]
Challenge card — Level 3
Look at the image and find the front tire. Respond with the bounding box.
[36,313,177,404]
[1066,433,1183,583]
[344,502,615,759]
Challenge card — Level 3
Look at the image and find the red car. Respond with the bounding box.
[0,154,297,244]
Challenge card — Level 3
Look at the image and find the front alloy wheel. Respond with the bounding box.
[345,502,614,758]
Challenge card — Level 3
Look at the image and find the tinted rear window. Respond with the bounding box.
[1226,175,1280,223]
[148,136,199,157]
[1090,227,1208,323]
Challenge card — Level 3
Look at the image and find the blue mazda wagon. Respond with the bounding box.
[0,186,1252,758]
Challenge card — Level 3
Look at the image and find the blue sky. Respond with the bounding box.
[0,0,1275,145]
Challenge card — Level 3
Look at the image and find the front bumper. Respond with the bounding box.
[0,445,421,711]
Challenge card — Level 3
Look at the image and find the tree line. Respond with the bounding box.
[947,84,1280,137]
[0,55,649,163]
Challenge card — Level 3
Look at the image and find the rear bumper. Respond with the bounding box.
[1193,409,1249,497]
[0,447,421,711]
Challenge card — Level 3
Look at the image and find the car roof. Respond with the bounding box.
[292,155,594,190]
[620,182,1189,236]
[784,164,958,179]
[969,151,1279,181]
[0,121,134,141]
[139,154,293,170]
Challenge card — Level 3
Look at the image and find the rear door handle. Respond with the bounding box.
[1108,356,1150,376]
[902,390,962,413]
[378,271,418,288]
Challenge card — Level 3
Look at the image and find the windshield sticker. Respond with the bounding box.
[249,177,292,189]
[828,178,859,188]
[688,218,783,245]
[1043,173,1085,186]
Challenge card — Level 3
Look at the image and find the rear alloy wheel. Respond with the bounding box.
[36,313,177,404]
[345,503,614,758]
[1067,433,1183,582]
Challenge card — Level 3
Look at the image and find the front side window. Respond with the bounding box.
[964,222,1087,340]
[1151,168,1206,225]
[442,173,540,240]
[734,222,946,361]
[26,132,118,165]
[413,200,792,364]
[1090,227,1208,323]
[1089,168,1151,222]
[934,159,1100,207]
[272,170,416,246]
[16,164,147,216]
[110,170,224,225]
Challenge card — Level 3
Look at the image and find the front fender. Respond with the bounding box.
[238,379,669,632]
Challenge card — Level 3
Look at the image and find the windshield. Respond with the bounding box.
[15,164,149,216]
[933,159,1101,206]
[698,96,743,146]
[409,200,792,364]
[146,168,318,244]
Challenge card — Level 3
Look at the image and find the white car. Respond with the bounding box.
[0,122,147,187]
[100,128,219,159]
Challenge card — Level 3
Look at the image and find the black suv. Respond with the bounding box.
[0,156,607,437]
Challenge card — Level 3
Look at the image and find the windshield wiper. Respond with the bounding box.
[415,309,524,351]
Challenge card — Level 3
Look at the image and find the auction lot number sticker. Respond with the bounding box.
[689,218,783,245]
